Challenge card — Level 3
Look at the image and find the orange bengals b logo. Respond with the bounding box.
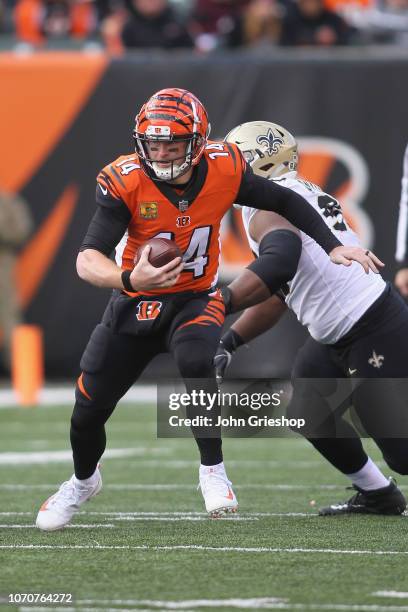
[136,301,162,321]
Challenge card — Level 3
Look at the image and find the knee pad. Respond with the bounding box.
[80,324,112,374]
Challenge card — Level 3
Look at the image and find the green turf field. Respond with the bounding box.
[1,402,408,612]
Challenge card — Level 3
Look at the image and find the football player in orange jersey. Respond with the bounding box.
[36,88,382,531]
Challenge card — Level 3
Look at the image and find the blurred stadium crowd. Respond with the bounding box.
[0,0,407,53]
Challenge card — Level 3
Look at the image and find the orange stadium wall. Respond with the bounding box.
[0,52,407,378]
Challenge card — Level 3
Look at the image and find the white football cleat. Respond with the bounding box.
[36,468,102,531]
[199,463,238,518]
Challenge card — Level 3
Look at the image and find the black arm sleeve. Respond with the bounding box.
[236,168,341,255]
[80,194,131,256]
[248,230,302,295]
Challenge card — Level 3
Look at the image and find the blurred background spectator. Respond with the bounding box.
[121,0,193,49]
[101,0,194,53]
[0,0,406,56]
[280,0,357,45]
[189,0,249,52]
[340,0,408,44]
[0,0,16,33]
[14,0,98,47]
[239,0,283,48]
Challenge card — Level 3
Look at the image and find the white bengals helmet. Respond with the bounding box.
[225,120,298,179]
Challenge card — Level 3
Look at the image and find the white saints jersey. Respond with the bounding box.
[241,171,385,344]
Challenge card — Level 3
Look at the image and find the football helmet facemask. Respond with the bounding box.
[134,88,210,182]
[224,121,298,179]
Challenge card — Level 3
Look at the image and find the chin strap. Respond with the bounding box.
[151,161,186,181]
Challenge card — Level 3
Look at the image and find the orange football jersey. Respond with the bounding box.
[97,141,246,295]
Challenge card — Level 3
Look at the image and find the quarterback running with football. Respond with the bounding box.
[36,90,381,531]
[215,120,408,516]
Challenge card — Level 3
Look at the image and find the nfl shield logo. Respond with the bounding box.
[178,200,189,212]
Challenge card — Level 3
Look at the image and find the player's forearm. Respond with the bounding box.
[225,230,301,313]
[226,270,271,313]
[76,249,124,289]
[231,295,287,343]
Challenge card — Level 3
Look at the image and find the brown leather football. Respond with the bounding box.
[135,237,182,268]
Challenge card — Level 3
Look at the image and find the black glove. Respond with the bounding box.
[214,329,244,384]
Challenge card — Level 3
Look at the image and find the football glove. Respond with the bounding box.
[214,329,244,384]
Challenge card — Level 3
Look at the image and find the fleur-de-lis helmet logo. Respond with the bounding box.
[256,128,284,155]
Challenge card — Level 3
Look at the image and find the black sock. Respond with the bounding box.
[308,436,368,474]
[195,438,223,465]
[70,423,106,480]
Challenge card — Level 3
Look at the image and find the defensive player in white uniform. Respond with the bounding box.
[215,121,408,516]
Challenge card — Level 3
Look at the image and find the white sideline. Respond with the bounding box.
[0,384,156,407]
[3,545,408,555]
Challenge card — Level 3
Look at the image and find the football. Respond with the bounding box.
[135,237,183,268]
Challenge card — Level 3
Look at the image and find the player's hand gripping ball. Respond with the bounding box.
[135,238,182,268]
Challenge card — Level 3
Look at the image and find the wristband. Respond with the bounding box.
[121,269,134,292]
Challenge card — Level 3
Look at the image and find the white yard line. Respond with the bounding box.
[0,524,115,528]
[19,608,158,612]
[78,598,287,609]
[82,511,311,517]
[73,602,408,612]
[15,601,408,612]
[374,593,408,599]
[0,511,283,516]
[0,483,348,490]
[0,385,156,407]
[113,516,258,522]
[0,511,311,520]
[113,460,323,468]
[2,545,408,555]
[0,448,170,465]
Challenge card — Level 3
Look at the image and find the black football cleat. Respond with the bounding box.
[319,479,406,516]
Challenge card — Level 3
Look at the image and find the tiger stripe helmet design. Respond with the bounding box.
[134,88,211,181]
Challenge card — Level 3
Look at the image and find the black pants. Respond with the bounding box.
[71,290,225,478]
[289,285,408,476]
